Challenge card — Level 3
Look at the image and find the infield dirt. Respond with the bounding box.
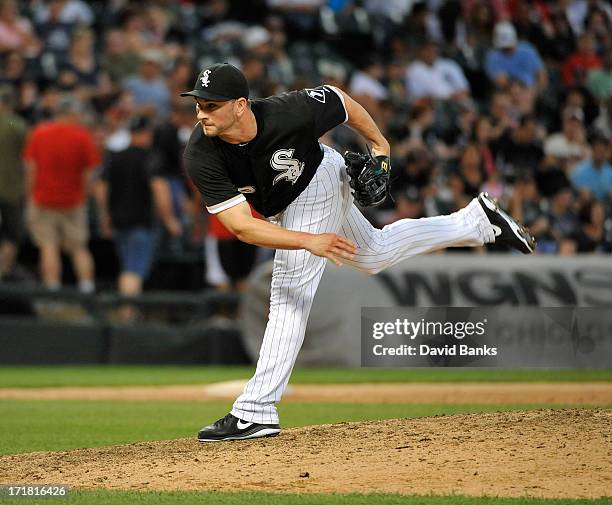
[0,381,610,404]
[1,409,610,499]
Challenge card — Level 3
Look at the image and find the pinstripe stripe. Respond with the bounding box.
[270,159,333,407]
[232,146,347,424]
[231,145,487,424]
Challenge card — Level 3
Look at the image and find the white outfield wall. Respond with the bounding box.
[239,254,612,367]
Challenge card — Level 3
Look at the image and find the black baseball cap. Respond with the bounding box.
[180,63,249,101]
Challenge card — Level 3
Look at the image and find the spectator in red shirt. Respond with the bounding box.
[562,32,602,87]
[22,96,100,292]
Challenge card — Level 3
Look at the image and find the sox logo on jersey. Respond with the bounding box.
[271,149,305,185]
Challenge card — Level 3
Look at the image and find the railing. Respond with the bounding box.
[0,282,248,365]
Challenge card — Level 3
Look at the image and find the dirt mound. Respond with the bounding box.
[0,382,609,404]
[1,409,610,498]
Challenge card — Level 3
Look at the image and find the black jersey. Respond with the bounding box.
[183,85,348,217]
[101,146,161,229]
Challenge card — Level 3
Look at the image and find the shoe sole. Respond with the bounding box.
[479,193,535,254]
[198,427,281,443]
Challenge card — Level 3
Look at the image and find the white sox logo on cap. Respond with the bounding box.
[180,63,249,100]
[200,70,211,87]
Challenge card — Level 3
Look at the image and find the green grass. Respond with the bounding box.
[0,366,610,388]
[1,400,604,456]
[1,368,609,505]
[0,490,609,505]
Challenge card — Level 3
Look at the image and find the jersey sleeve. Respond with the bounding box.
[183,149,245,214]
[300,85,348,138]
[81,130,101,170]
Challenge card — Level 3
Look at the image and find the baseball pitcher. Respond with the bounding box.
[181,63,535,442]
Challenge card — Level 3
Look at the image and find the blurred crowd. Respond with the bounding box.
[1,0,612,297]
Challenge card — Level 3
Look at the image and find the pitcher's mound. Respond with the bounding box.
[1,409,609,499]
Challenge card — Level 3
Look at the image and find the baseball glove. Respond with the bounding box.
[343,149,391,207]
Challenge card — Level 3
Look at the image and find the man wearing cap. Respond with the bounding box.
[182,63,535,442]
[94,115,179,320]
[122,49,171,119]
[485,21,547,95]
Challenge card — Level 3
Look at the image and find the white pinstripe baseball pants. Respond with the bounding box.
[231,145,494,424]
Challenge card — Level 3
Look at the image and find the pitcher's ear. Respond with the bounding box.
[236,97,249,113]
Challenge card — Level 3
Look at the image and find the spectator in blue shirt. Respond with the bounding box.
[571,134,612,201]
[485,21,547,92]
[122,49,170,119]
